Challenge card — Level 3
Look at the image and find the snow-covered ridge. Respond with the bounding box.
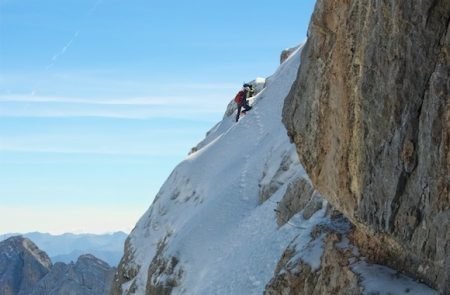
[111,45,438,295]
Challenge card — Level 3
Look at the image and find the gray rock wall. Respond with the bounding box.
[0,237,51,295]
[31,254,115,295]
[283,0,449,292]
[265,214,361,295]
[0,236,115,295]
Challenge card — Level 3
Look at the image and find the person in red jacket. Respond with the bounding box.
[234,84,253,122]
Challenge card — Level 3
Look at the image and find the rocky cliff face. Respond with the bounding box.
[0,236,51,295]
[283,0,449,292]
[31,254,115,295]
[265,209,438,295]
[0,236,115,295]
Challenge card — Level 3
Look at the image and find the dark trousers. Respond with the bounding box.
[236,101,252,122]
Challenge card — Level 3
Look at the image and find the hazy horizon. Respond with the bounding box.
[0,229,129,236]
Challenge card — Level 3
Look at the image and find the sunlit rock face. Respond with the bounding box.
[283,0,449,292]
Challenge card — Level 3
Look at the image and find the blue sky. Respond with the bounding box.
[0,0,316,234]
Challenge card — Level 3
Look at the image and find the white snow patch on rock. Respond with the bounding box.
[352,261,438,295]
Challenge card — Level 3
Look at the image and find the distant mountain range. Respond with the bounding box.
[0,231,127,266]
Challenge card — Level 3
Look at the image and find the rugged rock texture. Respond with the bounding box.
[110,238,139,295]
[283,0,450,292]
[265,211,437,295]
[112,233,183,295]
[259,150,302,204]
[280,46,300,64]
[274,177,319,225]
[145,237,183,295]
[265,213,361,295]
[31,254,115,295]
[0,236,115,295]
[0,236,51,295]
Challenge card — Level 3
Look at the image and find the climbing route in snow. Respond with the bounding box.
[119,46,305,294]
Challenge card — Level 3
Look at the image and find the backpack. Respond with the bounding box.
[234,90,245,104]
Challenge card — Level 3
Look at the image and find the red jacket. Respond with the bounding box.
[234,90,245,105]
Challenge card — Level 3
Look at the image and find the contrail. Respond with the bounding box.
[34,0,105,95]
[87,0,103,16]
[46,31,79,70]
[45,0,104,70]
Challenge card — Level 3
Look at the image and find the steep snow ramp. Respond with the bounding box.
[112,46,306,295]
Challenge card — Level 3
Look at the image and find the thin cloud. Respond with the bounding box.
[0,146,173,156]
[164,82,237,90]
[0,121,209,156]
[0,93,230,119]
[0,109,222,120]
[0,94,171,105]
[0,140,190,156]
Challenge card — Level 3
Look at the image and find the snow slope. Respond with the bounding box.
[120,46,305,295]
[117,47,437,295]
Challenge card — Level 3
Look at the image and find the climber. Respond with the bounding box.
[234,84,253,122]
